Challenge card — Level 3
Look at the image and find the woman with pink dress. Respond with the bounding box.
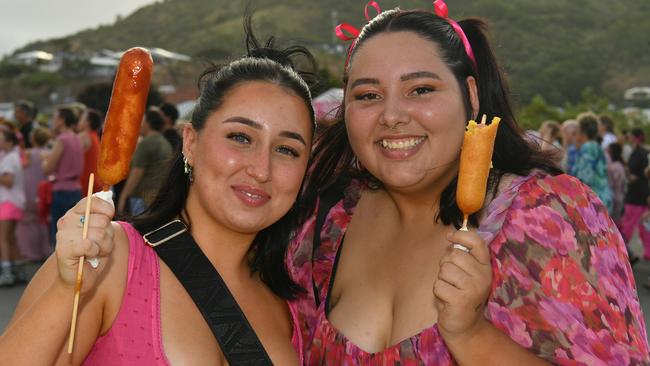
[606,142,627,226]
[287,2,650,364]
[16,127,51,262]
[0,21,316,364]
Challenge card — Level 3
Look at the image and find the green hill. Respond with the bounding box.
[11,0,650,106]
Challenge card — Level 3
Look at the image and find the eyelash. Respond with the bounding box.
[355,92,380,101]
[412,86,434,95]
[276,146,300,158]
[354,86,435,101]
[227,132,250,144]
[227,133,300,158]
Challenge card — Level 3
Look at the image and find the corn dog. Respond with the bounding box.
[97,47,153,189]
[69,47,153,354]
[456,115,501,230]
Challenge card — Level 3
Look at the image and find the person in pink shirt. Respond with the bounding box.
[16,127,52,263]
[0,19,316,365]
[42,106,83,243]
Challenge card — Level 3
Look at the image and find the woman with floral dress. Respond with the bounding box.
[287,2,650,365]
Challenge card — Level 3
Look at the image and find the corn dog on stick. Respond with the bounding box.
[456,114,501,231]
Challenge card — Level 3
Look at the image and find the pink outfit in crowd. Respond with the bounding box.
[0,202,22,220]
[607,160,627,224]
[83,222,303,365]
[620,204,650,260]
[52,131,82,191]
[16,148,51,260]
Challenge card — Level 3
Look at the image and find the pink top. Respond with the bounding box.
[287,173,650,365]
[52,131,82,191]
[83,222,168,365]
[83,222,303,365]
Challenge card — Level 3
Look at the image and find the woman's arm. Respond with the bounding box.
[443,319,551,366]
[42,139,64,175]
[0,172,13,188]
[0,197,121,365]
[78,131,91,152]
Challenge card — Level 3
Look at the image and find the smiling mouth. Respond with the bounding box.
[379,137,427,150]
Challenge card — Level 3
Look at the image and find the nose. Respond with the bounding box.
[246,149,272,183]
[379,94,409,130]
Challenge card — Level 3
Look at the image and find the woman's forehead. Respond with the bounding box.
[347,33,448,83]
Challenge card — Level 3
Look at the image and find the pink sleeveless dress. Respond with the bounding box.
[83,222,303,365]
[83,222,168,365]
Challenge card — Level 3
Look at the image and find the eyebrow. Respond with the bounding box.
[400,71,441,81]
[280,131,307,146]
[349,78,379,89]
[224,116,306,146]
[349,71,441,89]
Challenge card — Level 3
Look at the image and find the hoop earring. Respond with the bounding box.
[183,154,194,183]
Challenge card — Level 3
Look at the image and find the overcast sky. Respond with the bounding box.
[0,0,157,57]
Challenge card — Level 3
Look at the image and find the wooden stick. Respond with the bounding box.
[67,173,95,354]
[460,214,469,232]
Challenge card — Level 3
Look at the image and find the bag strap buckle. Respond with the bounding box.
[143,219,187,247]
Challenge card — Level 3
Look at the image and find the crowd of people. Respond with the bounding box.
[535,113,650,276]
[1,1,650,365]
[0,100,181,286]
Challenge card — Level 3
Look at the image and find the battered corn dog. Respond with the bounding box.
[97,47,153,190]
[69,48,152,353]
[456,114,501,231]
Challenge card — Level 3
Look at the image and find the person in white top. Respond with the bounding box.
[0,129,26,286]
[599,114,618,151]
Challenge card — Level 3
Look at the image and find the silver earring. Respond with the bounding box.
[352,156,363,171]
[183,154,194,183]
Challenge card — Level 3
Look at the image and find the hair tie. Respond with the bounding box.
[433,0,477,70]
[335,1,476,73]
[334,1,382,71]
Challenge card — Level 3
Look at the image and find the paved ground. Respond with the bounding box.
[2,241,650,341]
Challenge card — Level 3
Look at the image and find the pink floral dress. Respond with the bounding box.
[286,173,650,365]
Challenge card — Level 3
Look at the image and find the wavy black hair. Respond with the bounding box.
[131,13,316,299]
[304,9,562,229]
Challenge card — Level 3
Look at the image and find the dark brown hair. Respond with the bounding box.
[304,9,561,229]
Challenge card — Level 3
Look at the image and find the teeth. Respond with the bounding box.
[380,137,425,150]
[243,191,262,199]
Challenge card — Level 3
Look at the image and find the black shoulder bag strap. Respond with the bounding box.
[311,188,344,308]
[142,220,272,366]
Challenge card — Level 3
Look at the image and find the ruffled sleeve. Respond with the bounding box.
[481,173,650,365]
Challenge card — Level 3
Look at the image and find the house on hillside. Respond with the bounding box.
[12,50,61,72]
[625,87,650,109]
[11,47,190,77]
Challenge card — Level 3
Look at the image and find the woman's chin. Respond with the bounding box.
[376,172,428,191]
